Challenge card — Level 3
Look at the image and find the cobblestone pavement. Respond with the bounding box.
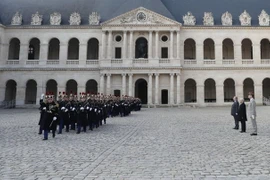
[1,107,270,180]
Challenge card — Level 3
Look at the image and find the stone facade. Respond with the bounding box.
[1,7,270,107]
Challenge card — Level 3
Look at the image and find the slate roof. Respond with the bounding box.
[0,0,269,26]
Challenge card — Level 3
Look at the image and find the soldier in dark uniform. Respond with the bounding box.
[39,93,59,140]
[76,93,88,134]
[69,92,77,130]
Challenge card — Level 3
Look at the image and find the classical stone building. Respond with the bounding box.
[0,0,270,107]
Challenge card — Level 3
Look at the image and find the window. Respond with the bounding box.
[28,45,35,60]
[161,47,168,59]
[161,35,168,42]
[115,48,122,59]
[115,35,122,42]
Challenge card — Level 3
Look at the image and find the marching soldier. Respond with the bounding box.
[76,93,88,134]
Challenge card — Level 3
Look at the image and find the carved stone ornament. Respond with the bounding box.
[203,12,214,26]
[221,11,232,26]
[11,12,22,25]
[239,10,251,26]
[258,10,269,26]
[31,12,43,25]
[69,12,81,25]
[183,12,196,25]
[50,12,61,25]
[89,12,101,25]
[120,10,162,24]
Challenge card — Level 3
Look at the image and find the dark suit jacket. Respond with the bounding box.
[231,101,239,116]
[238,103,247,121]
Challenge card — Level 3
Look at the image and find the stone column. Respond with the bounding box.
[215,44,222,64]
[39,43,48,65]
[176,73,181,104]
[60,43,68,65]
[19,44,29,65]
[176,31,180,60]
[155,31,159,59]
[255,84,263,105]
[79,43,87,65]
[128,74,133,96]
[16,86,26,106]
[123,31,127,59]
[122,73,127,96]
[170,73,175,105]
[77,86,85,95]
[129,31,134,59]
[148,31,153,59]
[197,84,204,106]
[107,31,112,59]
[170,31,174,59]
[253,43,261,64]
[0,43,8,64]
[99,74,105,94]
[155,73,159,105]
[36,85,46,105]
[0,86,5,102]
[235,83,243,99]
[216,84,224,105]
[148,73,153,105]
[196,43,204,65]
[101,31,107,59]
[234,44,242,64]
[106,74,111,95]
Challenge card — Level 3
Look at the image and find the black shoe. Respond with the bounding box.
[240,131,246,133]
[76,132,80,134]
[251,133,257,136]
[38,132,42,135]
[43,138,48,140]
[52,134,55,138]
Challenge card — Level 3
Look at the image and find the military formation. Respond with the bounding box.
[38,92,142,140]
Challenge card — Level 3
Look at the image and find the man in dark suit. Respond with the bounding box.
[231,96,239,129]
[238,98,247,133]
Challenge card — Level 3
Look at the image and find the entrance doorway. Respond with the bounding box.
[161,89,168,104]
[135,79,148,104]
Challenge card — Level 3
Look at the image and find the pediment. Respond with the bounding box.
[101,7,181,26]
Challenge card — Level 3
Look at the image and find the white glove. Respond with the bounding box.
[72,107,75,111]
[98,110,101,113]
[95,109,97,112]
[41,94,45,99]
[80,107,84,110]
[65,109,68,112]
[90,108,92,111]
[86,107,89,110]
[61,107,65,110]
[252,115,255,119]
[236,113,238,115]
[104,105,106,107]
[53,117,57,121]
[43,107,46,110]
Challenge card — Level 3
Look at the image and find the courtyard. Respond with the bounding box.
[1,107,270,180]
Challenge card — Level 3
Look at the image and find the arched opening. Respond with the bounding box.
[184,79,197,103]
[184,39,196,59]
[204,79,216,103]
[28,38,40,60]
[8,38,20,60]
[5,80,17,101]
[86,79,98,94]
[25,80,37,104]
[135,37,148,59]
[263,78,270,99]
[204,39,215,59]
[48,38,60,60]
[223,39,234,59]
[135,79,148,104]
[242,39,253,59]
[261,39,270,59]
[68,38,79,60]
[243,78,254,101]
[224,79,235,102]
[66,79,78,95]
[46,79,58,96]
[87,38,99,60]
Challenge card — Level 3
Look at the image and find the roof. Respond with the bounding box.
[0,0,269,26]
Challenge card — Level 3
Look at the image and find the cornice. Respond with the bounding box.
[4,25,102,30]
[182,26,270,30]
